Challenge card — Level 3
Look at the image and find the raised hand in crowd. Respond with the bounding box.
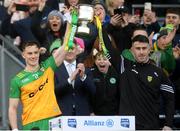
[77,63,86,79]
[37,0,46,11]
[164,28,177,45]
[149,31,154,49]
[110,14,128,27]
[173,45,180,59]
[7,0,16,15]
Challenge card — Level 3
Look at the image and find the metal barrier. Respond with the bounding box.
[0,34,24,129]
[132,4,180,15]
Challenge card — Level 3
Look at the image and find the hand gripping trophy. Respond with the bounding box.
[65,4,94,51]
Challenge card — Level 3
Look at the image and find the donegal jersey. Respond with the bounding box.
[9,56,61,126]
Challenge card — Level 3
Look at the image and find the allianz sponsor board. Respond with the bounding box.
[49,116,135,131]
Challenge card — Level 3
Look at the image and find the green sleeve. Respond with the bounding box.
[9,78,21,98]
[41,56,57,71]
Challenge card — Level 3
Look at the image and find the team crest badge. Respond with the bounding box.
[110,77,116,84]
[147,76,153,82]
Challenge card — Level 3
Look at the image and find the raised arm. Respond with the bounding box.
[9,98,20,130]
[52,22,70,66]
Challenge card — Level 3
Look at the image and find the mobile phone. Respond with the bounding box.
[59,3,65,12]
[114,8,122,15]
[16,4,29,11]
[144,2,151,11]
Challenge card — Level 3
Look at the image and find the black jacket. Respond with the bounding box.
[105,40,175,129]
[91,66,119,115]
[118,59,174,129]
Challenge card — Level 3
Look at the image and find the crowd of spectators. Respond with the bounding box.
[0,0,180,130]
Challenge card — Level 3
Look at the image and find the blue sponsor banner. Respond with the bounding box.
[49,116,135,130]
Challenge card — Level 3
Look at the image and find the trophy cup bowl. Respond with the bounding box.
[76,4,94,36]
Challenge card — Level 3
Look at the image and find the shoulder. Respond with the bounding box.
[10,70,26,87]
[13,70,26,81]
[40,56,57,70]
[147,63,165,75]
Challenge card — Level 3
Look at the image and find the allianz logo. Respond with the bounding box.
[84,119,114,127]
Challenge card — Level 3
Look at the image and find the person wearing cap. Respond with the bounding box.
[105,34,174,130]
[50,37,96,116]
[8,31,69,130]
[31,0,66,59]
[150,29,176,75]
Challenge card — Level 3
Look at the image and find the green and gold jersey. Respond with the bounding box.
[9,56,61,126]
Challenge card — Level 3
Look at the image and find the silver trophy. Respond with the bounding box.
[77,4,94,35]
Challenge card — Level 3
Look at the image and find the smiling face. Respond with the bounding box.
[22,44,40,69]
[48,15,62,32]
[95,54,111,74]
[165,13,180,28]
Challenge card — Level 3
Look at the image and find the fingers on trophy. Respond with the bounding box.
[65,4,94,51]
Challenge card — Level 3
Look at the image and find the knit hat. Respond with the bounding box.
[91,0,107,12]
[49,39,62,53]
[48,10,64,25]
[157,29,168,40]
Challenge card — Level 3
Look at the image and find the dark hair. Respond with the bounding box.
[132,26,147,37]
[166,8,180,16]
[132,35,149,44]
[21,41,41,51]
[133,26,146,33]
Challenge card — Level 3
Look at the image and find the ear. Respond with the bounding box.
[22,52,25,59]
[108,60,112,66]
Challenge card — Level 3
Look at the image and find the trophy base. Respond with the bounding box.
[77,27,90,36]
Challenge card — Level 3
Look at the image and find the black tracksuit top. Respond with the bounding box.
[91,66,120,115]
